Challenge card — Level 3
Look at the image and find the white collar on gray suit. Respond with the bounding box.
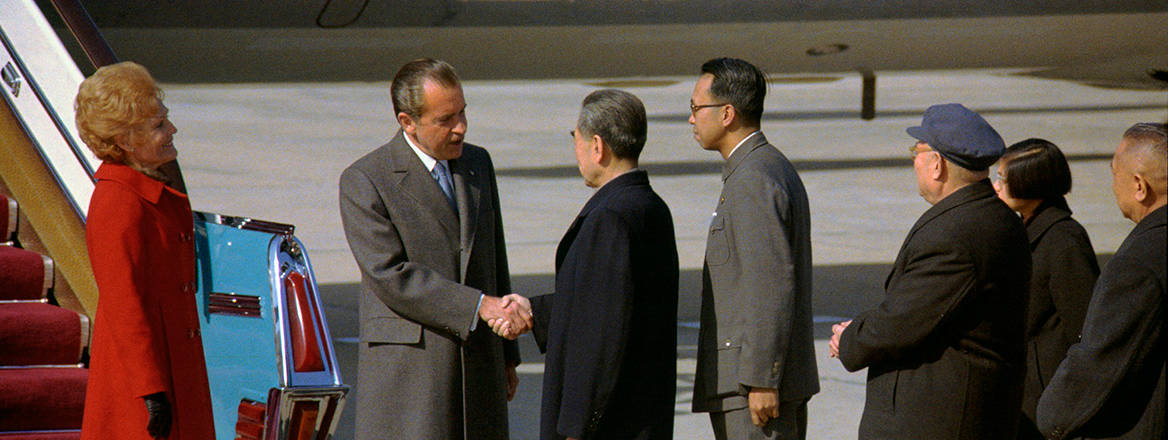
[727,130,762,159]
[711,130,763,224]
[404,132,457,209]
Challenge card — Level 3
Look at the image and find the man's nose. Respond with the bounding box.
[453,115,468,134]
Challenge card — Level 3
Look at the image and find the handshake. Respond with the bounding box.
[478,293,533,340]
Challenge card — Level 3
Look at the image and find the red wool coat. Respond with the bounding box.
[81,163,214,440]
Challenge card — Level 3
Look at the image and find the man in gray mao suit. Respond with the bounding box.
[339,59,531,440]
[690,57,820,440]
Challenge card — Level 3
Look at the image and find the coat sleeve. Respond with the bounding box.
[485,161,520,366]
[838,231,977,371]
[529,293,554,353]
[726,169,798,390]
[86,186,170,398]
[338,165,482,339]
[1036,259,1164,439]
[556,207,635,439]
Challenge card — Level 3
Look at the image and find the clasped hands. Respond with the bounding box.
[828,319,852,358]
[479,294,532,340]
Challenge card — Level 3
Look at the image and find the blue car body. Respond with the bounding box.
[194,212,348,440]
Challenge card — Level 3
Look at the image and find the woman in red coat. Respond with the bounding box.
[75,61,214,440]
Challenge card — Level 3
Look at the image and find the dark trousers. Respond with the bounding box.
[709,399,808,440]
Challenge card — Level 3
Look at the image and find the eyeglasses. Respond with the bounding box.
[909,143,934,158]
[690,102,728,114]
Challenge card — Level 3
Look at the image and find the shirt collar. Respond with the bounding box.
[403,132,446,172]
[727,131,761,159]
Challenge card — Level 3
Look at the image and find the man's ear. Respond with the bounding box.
[720,105,736,129]
[397,112,416,135]
[931,155,947,181]
[591,134,607,164]
[1132,173,1150,203]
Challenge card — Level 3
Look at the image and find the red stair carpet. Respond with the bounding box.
[0,247,51,302]
[0,194,86,440]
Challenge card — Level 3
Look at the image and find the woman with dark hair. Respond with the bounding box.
[76,61,214,440]
[993,138,1099,440]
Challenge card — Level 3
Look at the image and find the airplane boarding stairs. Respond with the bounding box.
[1,2,349,438]
[0,193,88,439]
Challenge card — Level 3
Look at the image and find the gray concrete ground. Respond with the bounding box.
[165,70,1166,439]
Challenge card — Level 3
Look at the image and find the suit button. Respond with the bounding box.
[724,339,732,347]
[187,328,200,339]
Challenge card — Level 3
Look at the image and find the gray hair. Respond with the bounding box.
[1121,122,1167,188]
[577,89,647,160]
[390,58,460,119]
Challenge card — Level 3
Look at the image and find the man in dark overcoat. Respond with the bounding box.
[494,89,679,440]
[830,103,1032,439]
[339,59,530,440]
[1037,122,1167,439]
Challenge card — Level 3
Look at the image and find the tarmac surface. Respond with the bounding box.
[165,69,1166,439]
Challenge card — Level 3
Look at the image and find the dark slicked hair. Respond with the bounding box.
[701,57,767,127]
[1000,138,1073,201]
[577,89,647,161]
[391,58,461,119]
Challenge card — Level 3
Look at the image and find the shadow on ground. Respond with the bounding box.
[316,254,1112,439]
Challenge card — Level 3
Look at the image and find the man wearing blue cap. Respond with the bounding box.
[829,103,1032,439]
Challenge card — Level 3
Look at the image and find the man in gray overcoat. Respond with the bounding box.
[339,59,530,440]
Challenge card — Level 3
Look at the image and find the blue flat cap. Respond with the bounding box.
[906,103,1004,170]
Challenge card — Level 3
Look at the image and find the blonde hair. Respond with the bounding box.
[74,61,164,164]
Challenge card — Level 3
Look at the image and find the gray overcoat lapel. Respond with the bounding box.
[388,132,460,243]
[450,158,480,283]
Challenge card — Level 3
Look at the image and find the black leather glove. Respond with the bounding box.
[143,392,172,439]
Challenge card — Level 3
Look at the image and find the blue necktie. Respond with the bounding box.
[432,161,457,212]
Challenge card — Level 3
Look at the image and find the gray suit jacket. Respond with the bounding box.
[339,131,517,440]
[692,133,820,413]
